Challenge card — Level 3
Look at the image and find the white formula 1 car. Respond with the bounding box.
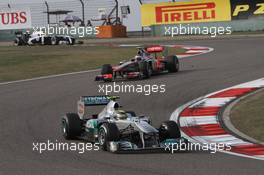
[14,31,75,46]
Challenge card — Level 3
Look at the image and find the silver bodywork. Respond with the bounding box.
[63,96,186,153]
[82,99,163,151]
[97,100,158,134]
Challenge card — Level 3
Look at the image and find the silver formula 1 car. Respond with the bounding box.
[61,96,188,153]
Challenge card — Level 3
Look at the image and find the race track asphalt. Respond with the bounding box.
[0,37,264,175]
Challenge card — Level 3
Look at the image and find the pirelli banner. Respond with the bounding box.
[231,0,264,20]
[141,0,264,27]
[141,0,231,26]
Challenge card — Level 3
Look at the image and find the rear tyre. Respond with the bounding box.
[70,38,75,45]
[101,64,113,82]
[62,113,82,140]
[165,55,179,73]
[98,123,120,151]
[159,120,181,142]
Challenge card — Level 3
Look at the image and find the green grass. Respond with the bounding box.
[0,45,185,82]
[231,90,264,142]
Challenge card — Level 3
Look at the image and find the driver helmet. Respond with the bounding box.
[114,110,128,120]
[137,49,144,56]
[134,55,142,62]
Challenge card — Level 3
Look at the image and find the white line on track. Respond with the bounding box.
[0,69,99,86]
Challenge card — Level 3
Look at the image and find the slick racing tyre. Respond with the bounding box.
[51,36,57,45]
[62,113,82,140]
[98,123,120,151]
[159,121,181,142]
[165,55,179,73]
[65,39,71,45]
[139,61,152,79]
[70,38,75,45]
[14,38,22,46]
[101,64,113,82]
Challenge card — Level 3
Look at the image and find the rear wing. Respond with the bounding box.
[77,96,119,119]
[146,46,164,53]
[80,95,119,106]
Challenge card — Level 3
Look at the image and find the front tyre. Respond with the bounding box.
[159,120,181,142]
[101,64,113,82]
[51,36,57,45]
[62,113,82,140]
[14,38,22,46]
[98,123,120,151]
[139,61,151,79]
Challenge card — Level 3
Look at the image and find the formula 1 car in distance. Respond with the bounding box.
[95,46,180,82]
[61,95,188,153]
[14,31,75,46]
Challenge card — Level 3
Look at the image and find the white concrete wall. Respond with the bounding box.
[118,0,142,32]
[0,0,188,32]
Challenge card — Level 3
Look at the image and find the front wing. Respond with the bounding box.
[107,137,189,153]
